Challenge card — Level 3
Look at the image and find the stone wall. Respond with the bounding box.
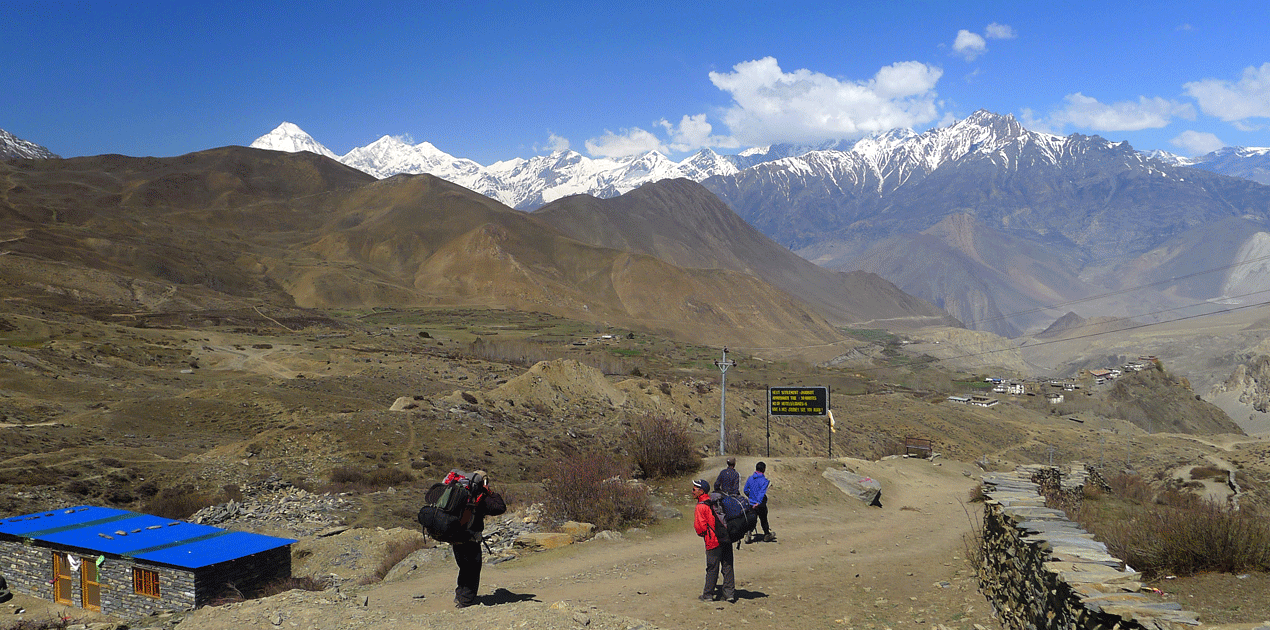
[0,538,196,616]
[193,546,292,606]
[978,465,1198,630]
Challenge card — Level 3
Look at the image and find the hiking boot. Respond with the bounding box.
[698,594,714,602]
[763,531,776,542]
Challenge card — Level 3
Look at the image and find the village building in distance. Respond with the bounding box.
[947,357,1159,407]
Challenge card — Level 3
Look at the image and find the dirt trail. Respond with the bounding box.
[362,455,997,630]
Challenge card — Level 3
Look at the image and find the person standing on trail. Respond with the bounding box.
[715,457,740,495]
[744,461,774,542]
[453,471,506,608]
[692,479,735,603]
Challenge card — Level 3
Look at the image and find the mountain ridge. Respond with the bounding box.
[0,146,909,353]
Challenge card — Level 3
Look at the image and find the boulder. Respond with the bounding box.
[561,521,595,540]
[824,469,882,506]
[514,532,574,550]
[389,396,418,411]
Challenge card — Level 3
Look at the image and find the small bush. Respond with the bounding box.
[323,466,414,493]
[967,483,986,503]
[1061,474,1270,578]
[145,487,216,519]
[542,453,650,531]
[627,415,699,479]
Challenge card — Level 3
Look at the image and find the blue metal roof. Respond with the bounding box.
[0,506,296,570]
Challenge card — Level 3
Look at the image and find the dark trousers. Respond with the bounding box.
[703,542,735,600]
[452,540,482,606]
[754,496,770,534]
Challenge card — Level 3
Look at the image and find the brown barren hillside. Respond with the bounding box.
[536,179,959,330]
[0,148,873,349]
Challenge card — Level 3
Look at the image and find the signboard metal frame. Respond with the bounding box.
[765,386,831,456]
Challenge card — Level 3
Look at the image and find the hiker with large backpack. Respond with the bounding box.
[418,469,506,608]
[691,479,736,603]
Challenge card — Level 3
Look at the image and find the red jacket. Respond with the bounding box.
[694,494,722,550]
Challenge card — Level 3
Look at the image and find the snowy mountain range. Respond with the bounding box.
[249,123,890,209]
[1144,146,1270,185]
[250,118,1270,213]
[0,129,59,160]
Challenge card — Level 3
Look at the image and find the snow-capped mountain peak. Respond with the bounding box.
[247,111,1270,210]
[249,122,337,160]
[0,128,59,160]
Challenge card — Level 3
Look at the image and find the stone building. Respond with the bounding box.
[0,505,295,616]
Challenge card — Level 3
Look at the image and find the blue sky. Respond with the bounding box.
[6,1,1269,163]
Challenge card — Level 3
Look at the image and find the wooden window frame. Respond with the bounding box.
[133,567,160,598]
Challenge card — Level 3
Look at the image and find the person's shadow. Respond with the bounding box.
[482,588,539,605]
[732,588,768,601]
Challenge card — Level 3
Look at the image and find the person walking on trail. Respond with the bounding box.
[744,461,775,542]
[453,471,506,608]
[715,457,740,495]
[692,479,735,603]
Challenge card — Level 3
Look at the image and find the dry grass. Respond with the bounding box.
[1051,474,1270,578]
[366,538,430,583]
[254,575,331,597]
[321,467,416,493]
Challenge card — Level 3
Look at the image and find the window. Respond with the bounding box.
[133,567,160,598]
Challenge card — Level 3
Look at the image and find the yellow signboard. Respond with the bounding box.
[768,386,829,416]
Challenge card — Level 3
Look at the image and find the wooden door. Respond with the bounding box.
[52,552,73,605]
[80,557,101,612]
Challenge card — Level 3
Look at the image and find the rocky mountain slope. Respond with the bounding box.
[0,128,59,160]
[702,111,1270,336]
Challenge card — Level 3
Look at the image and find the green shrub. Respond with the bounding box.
[542,453,650,531]
[627,415,699,479]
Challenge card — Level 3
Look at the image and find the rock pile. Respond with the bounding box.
[189,477,357,538]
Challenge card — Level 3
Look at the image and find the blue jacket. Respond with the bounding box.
[744,472,769,506]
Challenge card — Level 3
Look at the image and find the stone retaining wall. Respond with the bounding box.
[979,465,1198,630]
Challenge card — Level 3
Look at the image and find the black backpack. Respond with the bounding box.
[418,470,484,543]
[716,492,758,546]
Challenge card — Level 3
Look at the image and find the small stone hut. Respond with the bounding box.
[0,505,295,616]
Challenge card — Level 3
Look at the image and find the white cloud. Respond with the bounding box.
[657,114,740,153]
[1051,93,1196,131]
[538,132,570,153]
[584,127,667,158]
[1018,107,1058,134]
[953,30,987,61]
[1170,130,1225,155]
[1184,63,1270,122]
[985,23,1016,39]
[707,57,943,146]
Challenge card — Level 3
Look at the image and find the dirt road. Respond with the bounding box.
[147,455,1001,629]
[372,455,996,629]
